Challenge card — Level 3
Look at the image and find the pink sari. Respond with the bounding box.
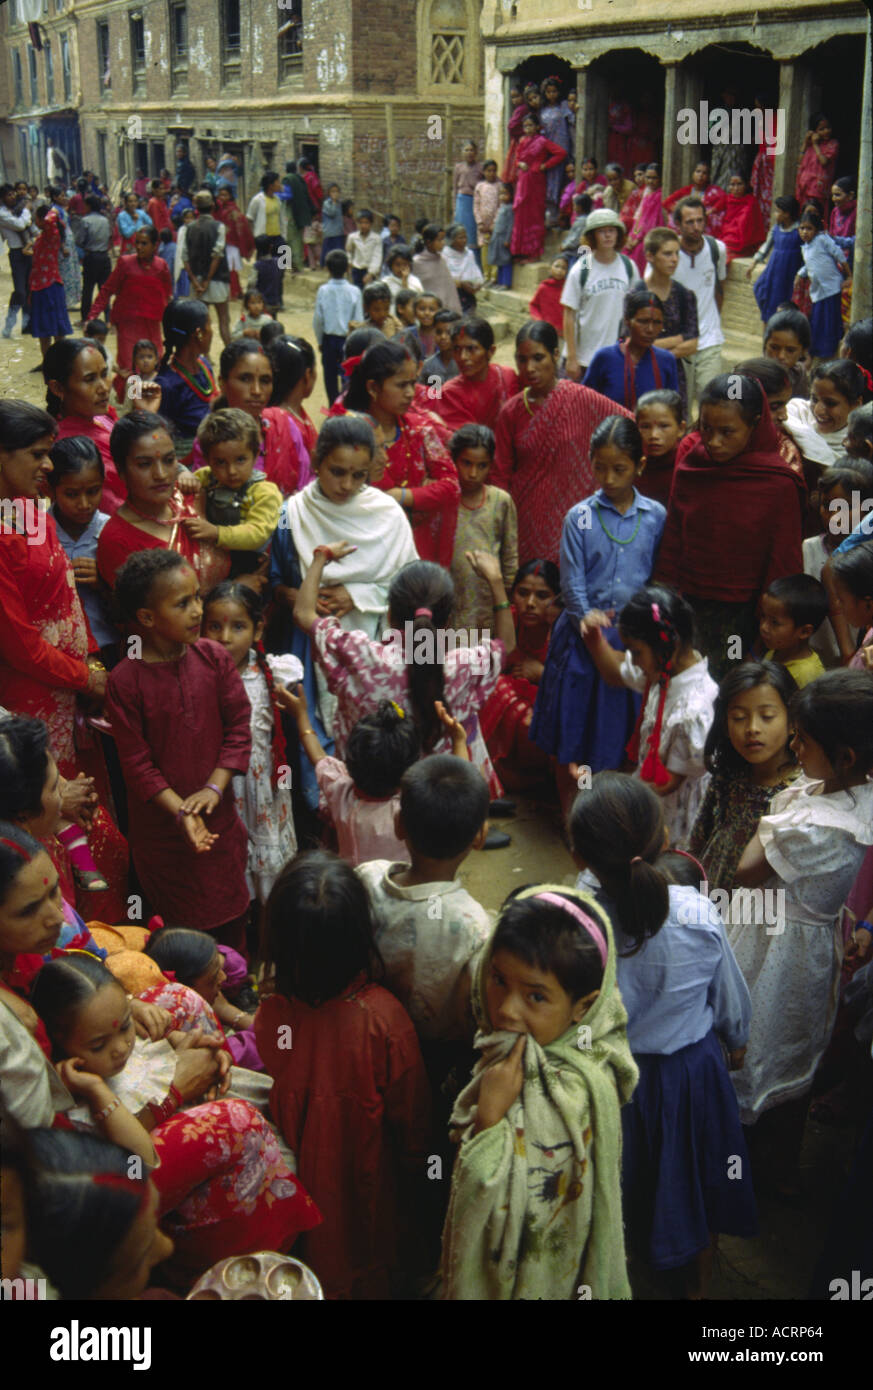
[626,187,667,273]
[509,134,567,259]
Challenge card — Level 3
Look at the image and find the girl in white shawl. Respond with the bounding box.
[269,415,418,806]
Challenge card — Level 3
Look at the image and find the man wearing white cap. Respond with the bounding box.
[561,209,637,380]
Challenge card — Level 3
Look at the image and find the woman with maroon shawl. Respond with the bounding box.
[214,184,255,301]
[433,316,518,433]
[656,374,806,680]
[721,174,767,262]
[509,114,566,261]
[502,86,529,184]
[492,320,632,563]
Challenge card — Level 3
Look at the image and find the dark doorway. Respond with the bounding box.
[802,34,864,185]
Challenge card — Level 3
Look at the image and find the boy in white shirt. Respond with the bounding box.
[345,208,383,289]
[356,754,492,1049]
[671,195,728,408]
[561,209,636,378]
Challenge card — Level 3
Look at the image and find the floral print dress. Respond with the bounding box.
[232,650,302,904]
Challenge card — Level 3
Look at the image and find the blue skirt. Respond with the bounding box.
[622,1029,758,1270]
[753,241,803,323]
[529,610,638,768]
[809,293,843,358]
[29,281,72,338]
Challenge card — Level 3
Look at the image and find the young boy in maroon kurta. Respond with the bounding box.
[105,549,252,953]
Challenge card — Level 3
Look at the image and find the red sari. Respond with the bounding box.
[479,615,552,785]
[371,409,460,566]
[0,511,91,770]
[721,193,767,262]
[750,142,775,227]
[626,186,667,273]
[215,196,255,300]
[620,184,644,231]
[501,102,528,184]
[492,379,633,562]
[433,364,518,433]
[96,489,228,592]
[510,134,567,259]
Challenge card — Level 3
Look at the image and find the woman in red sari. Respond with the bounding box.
[721,174,767,262]
[795,113,839,210]
[44,339,125,513]
[433,316,518,433]
[492,320,633,563]
[480,559,560,790]
[663,161,727,236]
[96,411,226,593]
[342,340,460,566]
[87,225,172,378]
[625,164,667,274]
[509,114,566,261]
[620,164,648,230]
[215,184,255,301]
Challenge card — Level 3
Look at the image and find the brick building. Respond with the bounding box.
[481,0,871,319]
[2,0,487,227]
[0,0,82,189]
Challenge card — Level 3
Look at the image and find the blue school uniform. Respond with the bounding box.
[582,875,758,1269]
[530,487,665,767]
[583,343,680,409]
[752,223,803,323]
[797,231,848,358]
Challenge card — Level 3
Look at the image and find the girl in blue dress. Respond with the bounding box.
[583,290,680,409]
[749,195,802,324]
[530,415,666,814]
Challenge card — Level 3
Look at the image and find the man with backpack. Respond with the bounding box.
[671,195,728,407]
[184,190,232,345]
[561,209,637,380]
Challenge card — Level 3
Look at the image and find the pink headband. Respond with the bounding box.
[414,607,432,619]
[536,892,608,968]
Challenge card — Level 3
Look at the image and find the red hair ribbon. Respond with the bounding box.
[858,365,873,393]
[341,354,363,377]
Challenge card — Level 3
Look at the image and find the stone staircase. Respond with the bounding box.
[478,227,766,371]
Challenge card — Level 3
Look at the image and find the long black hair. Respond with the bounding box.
[264,850,383,1007]
[387,560,455,752]
[267,335,316,406]
[567,772,669,954]
[144,926,216,984]
[344,340,414,413]
[42,338,107,418]
[703,660,798,776]
[0,714,52,822]
[158,297,210,371]
[790,668,873,779]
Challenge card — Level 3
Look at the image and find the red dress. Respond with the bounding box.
[55,408,124,514]
[371,409,461,566]
[256,979,431,1300]
[104,639,252,931]
[29,209,64,293]
[620,184,644,231]
[720,193,767,262]
[492,379,633,562]
[433,363,518,433]
[528,276,565,335]
[89,254,172,375]
[510,135,567,259]
[750,142,775,227]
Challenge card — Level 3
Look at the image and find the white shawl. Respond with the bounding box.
[784,398,849,469]
[281,481,418,637]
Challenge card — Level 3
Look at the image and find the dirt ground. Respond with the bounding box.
[0,256,862,1305]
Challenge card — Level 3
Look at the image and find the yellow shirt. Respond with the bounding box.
[764,648,826,689]
[263,195,281,238]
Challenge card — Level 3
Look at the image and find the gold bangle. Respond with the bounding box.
[299,727,315,737]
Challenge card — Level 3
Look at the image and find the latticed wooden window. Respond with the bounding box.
[429,0,466,86]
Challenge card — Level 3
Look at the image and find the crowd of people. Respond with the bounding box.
[1,103,872,1306]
